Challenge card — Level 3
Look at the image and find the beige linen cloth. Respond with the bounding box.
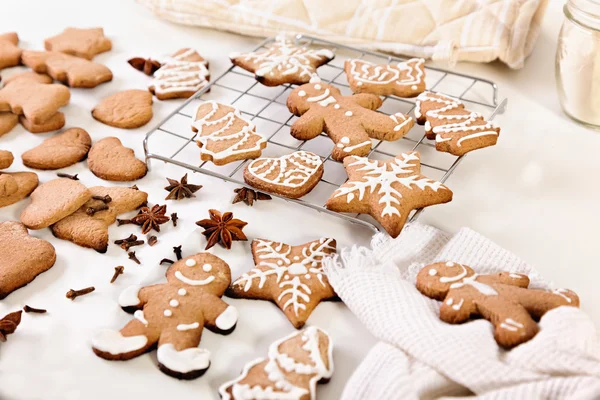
[140,0,549,69]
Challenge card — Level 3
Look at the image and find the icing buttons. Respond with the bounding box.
[178,288,187,296]
[170,299,179,307]
[164,310,172,317]
[202,264,212,272]
[186,259,197,267]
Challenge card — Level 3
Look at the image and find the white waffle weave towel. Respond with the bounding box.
[323,223,600,399]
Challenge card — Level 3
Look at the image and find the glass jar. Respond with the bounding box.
[556,0,600,128]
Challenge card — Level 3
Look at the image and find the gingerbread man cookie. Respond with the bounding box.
[287,82,413,161]
[0,32,22,70]
[415,91,500,156]
[44,27,112,60]
[92,253,238,379]
[345,58,426,98]
[230,36,334,86]
[192,101,266,165]
[149,48,210,100]
[228,238,337,328]
[325,152,452,238]
[416,262,580,348]
[219,327,334,400]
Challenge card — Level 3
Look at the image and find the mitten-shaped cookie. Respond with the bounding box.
[92,253,238,379]
[287,82,413,161]
[416,262,580,348]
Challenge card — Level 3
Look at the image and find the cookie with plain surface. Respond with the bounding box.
[0,113,18,137]
[0,32,22,70]
[3,71,53,86]
[22,128,91,170]
[0,221,56,299]
[45,27,112,60]
[0,81,70,124]
[20,178,91,230]
[0,150,13,169]
[92,90,153,129]
[51,186,148,252]
[20,112,66,134]
[0,172,38,208]
[88,137,147,181]
[21,50,112,88]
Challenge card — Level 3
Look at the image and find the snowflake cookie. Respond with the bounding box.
[192,101,267,165]
[325,152,452,238]
[416,262,580,348]
[229,36,334,86]
[92,253,238,379]
[287,82,413,161]
[228,238,337,328]
[219,326,333,400]
[415,91,500,156]
[344,58,426,98]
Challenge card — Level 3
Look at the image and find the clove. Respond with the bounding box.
[92,195,112,203]
[23,305,46,314]
[117,219,133,226]
[110,266,125,283]
[114,234,137,245]
[160,258,174,265]
[148,235,158,246]
[171,212,179,227]
[57,172,78,180]
[66,287,95,300]
[128,251,141,265]
[86,203,109,216]
[173,245,183,260]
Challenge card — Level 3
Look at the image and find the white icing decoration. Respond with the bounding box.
[450,274,498,296]
[340,137,350,144]
[342,140,371,153]
[293,256,300,261]
[191,101,267,163]
[164,310,172,317]
[134,310,149,326]
[446,262,455,267]
[553,288,573,303]
[499,318,524,332]
[175,271,215,286]
[202,263,212,272]
[333,153,448,218]
[298,90,306,97]
[150,48,209,95]
[118,285,142,308]
[157,343,210,373]
[389,113,413,132]
[345,111,353,117]
[216,305,238,330]
[347,58,425,90]
[247,151,323,189]
[440,264,467,283]
[314,84,321,90]
[170,299,179,307]
[233,238,335,315]
[178,288,187,296]
[509,273,524,279]
[334,104,340,109]
[92,329,147,355]
[451,299,464,311]
[428,269,437,276]
[186,259,197,267]
[446,298,453,305]
[177,322,200,331]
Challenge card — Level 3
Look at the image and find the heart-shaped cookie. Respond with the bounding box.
[0,221,56,299]
[0,172,38,208]
[243,151,324,198]
[92,90,153,129]
[20,178,91,229]
[88,137,147,181]
[52,186,148,253]
[22,128,92,170]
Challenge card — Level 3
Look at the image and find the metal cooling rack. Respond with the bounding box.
[143,34,507,233]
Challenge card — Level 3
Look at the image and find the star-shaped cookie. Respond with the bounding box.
[227,238,337,328]
[230,36,334,86]
[326,152,453,238]
[44,27,112,60]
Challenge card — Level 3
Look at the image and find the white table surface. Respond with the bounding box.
[0,2,598,399]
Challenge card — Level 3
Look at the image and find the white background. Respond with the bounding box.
[0,1,598,399]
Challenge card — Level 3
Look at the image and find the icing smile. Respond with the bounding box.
[175,271,215,286]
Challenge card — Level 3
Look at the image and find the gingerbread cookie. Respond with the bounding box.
[230,37,334,86]
[228,238,336,328]
[92,90,153,129]
[51,186,148,253]
[0,113,18,137]
[0,172,38,208]
[287,82,413,161]
[20,178,91,230]
[219,327,333,399]
[0,221,56,299]
[21,50,113,88]
[0,80,70,124]
[0,32,21,70]
[88,137,147,181]
[345,58,426,97]
[326,152,452,238]
[415,92,500,156]
[244,151,323,199]
[0,150,13,169]
[93,253,238,379]
[416,262,580,347]
[44,27,112,60]
[3,71,53,86]
[149,48,210,100]
[22,128,91,170]
[192,101,266,165]
[20,112,66,134]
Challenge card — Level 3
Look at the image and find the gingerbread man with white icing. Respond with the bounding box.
[92,253,238,379]
[287,82,414,161]
[416,262,580,348]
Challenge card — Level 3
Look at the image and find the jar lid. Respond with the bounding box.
[567,0,600,30]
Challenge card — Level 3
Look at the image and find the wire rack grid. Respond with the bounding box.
[143,34,508,233]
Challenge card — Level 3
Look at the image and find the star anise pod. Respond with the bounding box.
[128,57,162,76]
[196,209,248,250]
[164,173,202,200]
[0,310,22,342]
[232,187,272,206]
[131,204,170,234]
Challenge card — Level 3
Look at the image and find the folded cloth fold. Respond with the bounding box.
[323,223,600,399]
[139,0,549,69]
